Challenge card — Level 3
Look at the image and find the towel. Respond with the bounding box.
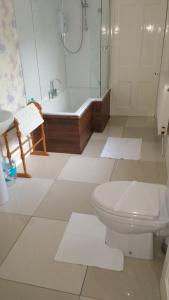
[15,104,44,137]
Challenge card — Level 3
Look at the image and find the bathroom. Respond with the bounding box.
[0,0,169,299]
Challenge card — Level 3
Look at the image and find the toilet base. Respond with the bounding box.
[105,228,154,260]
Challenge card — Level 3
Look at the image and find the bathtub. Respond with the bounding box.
[35,89,110,154]
[42,91,99,116]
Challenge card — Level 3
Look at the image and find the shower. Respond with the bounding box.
[59,0,88,54]
[15,0,110,104]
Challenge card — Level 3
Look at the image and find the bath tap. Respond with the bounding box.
[49,80,57,99]
[49,79,62,99]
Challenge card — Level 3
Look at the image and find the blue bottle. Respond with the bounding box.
[2,157,17,186]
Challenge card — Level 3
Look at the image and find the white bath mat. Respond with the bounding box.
[55,213,124,271]
[101,137,142,160]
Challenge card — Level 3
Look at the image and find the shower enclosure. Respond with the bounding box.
[14,0,110,105]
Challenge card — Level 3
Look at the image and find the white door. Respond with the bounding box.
[111,0,168,116]
[161,245,169,300]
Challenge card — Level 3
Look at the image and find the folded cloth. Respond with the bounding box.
[15,104,44,137]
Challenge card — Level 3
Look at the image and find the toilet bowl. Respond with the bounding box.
[92,181,169,259]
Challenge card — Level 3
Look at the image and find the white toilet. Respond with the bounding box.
[92,181,169,260]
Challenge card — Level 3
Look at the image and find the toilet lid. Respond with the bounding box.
[92,181,160,220]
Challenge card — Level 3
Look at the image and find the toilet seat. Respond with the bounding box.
[92,181,166,221]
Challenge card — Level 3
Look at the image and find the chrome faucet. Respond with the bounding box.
[49,80,57,99]
[49,78,62,99]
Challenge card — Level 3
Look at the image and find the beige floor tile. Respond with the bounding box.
[0,279,79,300]
[82,138,106,157]
[0,217,86,295]
[82,257,163,300]
[123,127,160,143]
[17,153,71,179]
[111,160,167,184]
[58,156,115,184]
[34,180,96,221]
[0,178,53,215]
[0,213,29,266]
[126,117,156,128]
[91,126,123,140]
[107,116,127,127]
[141,142,164,162]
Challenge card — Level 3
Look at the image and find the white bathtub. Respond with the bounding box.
[42,88,101,117]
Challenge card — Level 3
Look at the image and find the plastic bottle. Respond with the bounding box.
[2,157,16,186]
[7,160,17,186]
[2,157,9,180]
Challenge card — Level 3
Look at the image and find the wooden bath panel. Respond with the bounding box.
[92,89,110,132]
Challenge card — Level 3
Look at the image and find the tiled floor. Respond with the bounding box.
[34,181,96,221]
[0,218,86,294]
[0,178,53,215]
[0,116,167,300]
[17,153,71,179]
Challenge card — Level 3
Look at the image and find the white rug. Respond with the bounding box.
[101,137,142,160]
[55,213,124,271]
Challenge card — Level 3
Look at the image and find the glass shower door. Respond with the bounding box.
[89,0,102,98]
[100,0,110,96]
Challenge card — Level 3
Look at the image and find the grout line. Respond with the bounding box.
[0,277,80,298]
[32,213,95,223]
[79,296,103,300]
[109,159,119,180]
[79,266,88,298]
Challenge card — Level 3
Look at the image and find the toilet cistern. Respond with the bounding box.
[0,109,14,205]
